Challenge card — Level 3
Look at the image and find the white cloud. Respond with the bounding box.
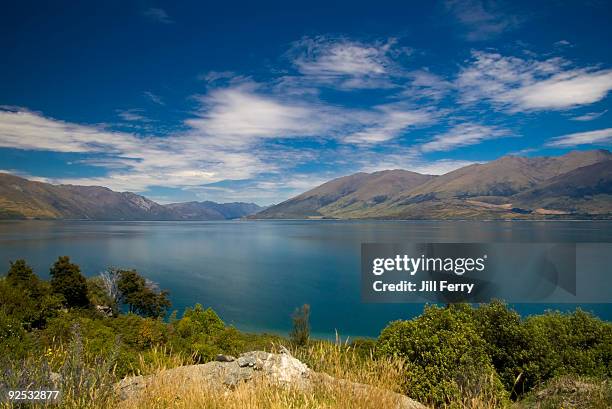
[554,40,572,48]
[571,110,608,121]
[547,128,612,147]
[187,84,431,147]
[0,107,272,192]
[0,108,142,153]
[457,51,612,111]
[445,0,522,41]
[288,36,408,89]
[343,105,433,144]
[356,148,475,175]
[116,108,150,122]
[143,8,173,24]
[0,82,434,199]
[186,86,327,144]
[144,91,164,105]
[507,70,612,110]
[404,70,453,100]
[420,123,510,152]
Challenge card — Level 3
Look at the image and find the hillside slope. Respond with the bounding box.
[253,150,612,219]
[254,170,434,219]
[0,173,261,220]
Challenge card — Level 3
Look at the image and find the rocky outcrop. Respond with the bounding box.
[116,350,426,409]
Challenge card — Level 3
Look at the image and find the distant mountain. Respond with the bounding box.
[0,173,261,220]
[254,170,434,219]
[253,150,612,220]
[164,201,263,220]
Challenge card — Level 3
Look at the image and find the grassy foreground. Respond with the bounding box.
[1,257,611,408]
[1,337,609,409]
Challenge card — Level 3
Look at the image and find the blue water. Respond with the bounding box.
[0,220,610,338]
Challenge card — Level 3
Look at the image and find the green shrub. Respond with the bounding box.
[376,304,508,407]
[473,300,531,395]
[520,309,612,393]
[290,304,311,347]
[170,304,230,361]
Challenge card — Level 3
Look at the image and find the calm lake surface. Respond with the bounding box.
[1,220,611,338]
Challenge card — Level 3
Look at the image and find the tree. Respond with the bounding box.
[50,256,90,308]
[116,269,170,318]
[3,259,63,328]
[6,259,40,291]
[290,304,310,347]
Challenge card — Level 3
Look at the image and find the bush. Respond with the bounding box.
[519,309,612,393]
[171,304,233,362]
[473,300,531,395]
[290,304,310,347]
[376,304,508,407]
[0,276,63,330]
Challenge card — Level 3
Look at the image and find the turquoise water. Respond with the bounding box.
[0,220,610,338]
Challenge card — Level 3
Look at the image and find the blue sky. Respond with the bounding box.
[1,0,612,205]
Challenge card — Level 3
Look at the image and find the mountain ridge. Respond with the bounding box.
[253,149,612,220]
[0,173,261,220]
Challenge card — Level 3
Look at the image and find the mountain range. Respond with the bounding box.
[2,150,611,221]
[253,149,612,220]
[0,173,261,220]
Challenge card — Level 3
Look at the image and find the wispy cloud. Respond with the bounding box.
[0,107,271,192]
[547,128,612,147]
[0,83,436,199]
[457,51,612,111]
[116,108,150,122]
[287,36,409,90]
[343,104,433,144]
[404,70,453,100]
[143,7,173,24]
[187,82,434,147]
[444,0,523,41]
[144,91,165,105]
[420,123,511,152]
[186,84,349,146]
[554,39,573,48]
[571,110,608,121]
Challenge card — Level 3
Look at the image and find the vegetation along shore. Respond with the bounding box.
[1,257,610,408]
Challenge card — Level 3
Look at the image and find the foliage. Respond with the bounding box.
[376,304,508,407]
[290,303,311,347]
[1,257,611,408]
[50,256,90,308]
[376,302,612,407]
[116,269,171,318]
[87,276,118,313]
[473,300,531,396]
[0,324,119,409]
[170,303,243,362]
[519,309,611,392]
[6,259,40,291]
[1,264,63,330]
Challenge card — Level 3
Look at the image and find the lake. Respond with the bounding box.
[0,220,611,338]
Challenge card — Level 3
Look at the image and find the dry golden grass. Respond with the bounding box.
[116,374,413,409]
[291,338,406,394]
[114,339,412,409]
